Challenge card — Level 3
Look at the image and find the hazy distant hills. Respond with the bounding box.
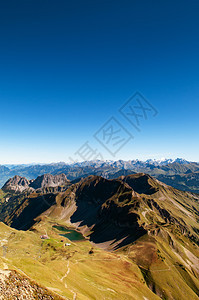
[0,158,199,193]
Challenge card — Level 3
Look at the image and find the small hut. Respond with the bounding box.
[40,234,49,239]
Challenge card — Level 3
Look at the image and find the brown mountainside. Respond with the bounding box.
[1,173,199,299]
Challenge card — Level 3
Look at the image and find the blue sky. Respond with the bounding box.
[0,0,198,163]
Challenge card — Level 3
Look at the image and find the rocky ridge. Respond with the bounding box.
[2,174,69,193]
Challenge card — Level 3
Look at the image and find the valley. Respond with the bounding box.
[0,171,198,299]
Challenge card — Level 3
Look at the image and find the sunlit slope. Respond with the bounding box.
[0,221,160,300]
[0,173,199,299]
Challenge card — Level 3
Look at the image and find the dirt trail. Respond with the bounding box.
[60,260,77,300]
[61,261,70,282]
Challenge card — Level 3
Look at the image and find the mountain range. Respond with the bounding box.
[0,171,198,299]
[0,158,199,193]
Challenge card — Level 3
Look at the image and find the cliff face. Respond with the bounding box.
[29,173,69,189]
[2,175,32,193]
[2,173,69,193]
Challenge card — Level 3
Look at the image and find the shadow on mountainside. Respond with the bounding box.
[5,194,56,230]
[70,196,147,249]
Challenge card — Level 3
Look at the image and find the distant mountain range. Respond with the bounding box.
[0,158,198,193]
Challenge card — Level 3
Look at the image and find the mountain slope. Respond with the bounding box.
[3,174,199,247]
[0,173,199,299]
[158,172,199,193]
[0,221,159,300]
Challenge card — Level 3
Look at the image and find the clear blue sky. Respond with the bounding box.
[0,0,198,163]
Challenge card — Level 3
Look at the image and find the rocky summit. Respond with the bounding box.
[2,173,69,193]
[2,175,32,193]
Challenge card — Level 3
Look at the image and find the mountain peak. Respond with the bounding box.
[2,173,69,193]
[2,175,30,193]
[29,173,69,189]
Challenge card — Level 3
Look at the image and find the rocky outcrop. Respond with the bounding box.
[2,174,69,193]
[0,269,63,299]
[29,173,69,189]
[2,175,32,193]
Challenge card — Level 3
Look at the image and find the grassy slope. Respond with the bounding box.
[0,214,199,299]
[0,174,199,299]
[0,220,160,300]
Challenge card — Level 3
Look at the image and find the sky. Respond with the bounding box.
[0,0,198,164]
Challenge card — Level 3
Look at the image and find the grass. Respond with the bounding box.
[0,219,160,299]
[0,214,198,300]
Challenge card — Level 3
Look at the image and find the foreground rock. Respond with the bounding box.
[0,269,63,299]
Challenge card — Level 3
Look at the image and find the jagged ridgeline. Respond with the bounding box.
[1,159,199,193]
[0,173,199,299]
